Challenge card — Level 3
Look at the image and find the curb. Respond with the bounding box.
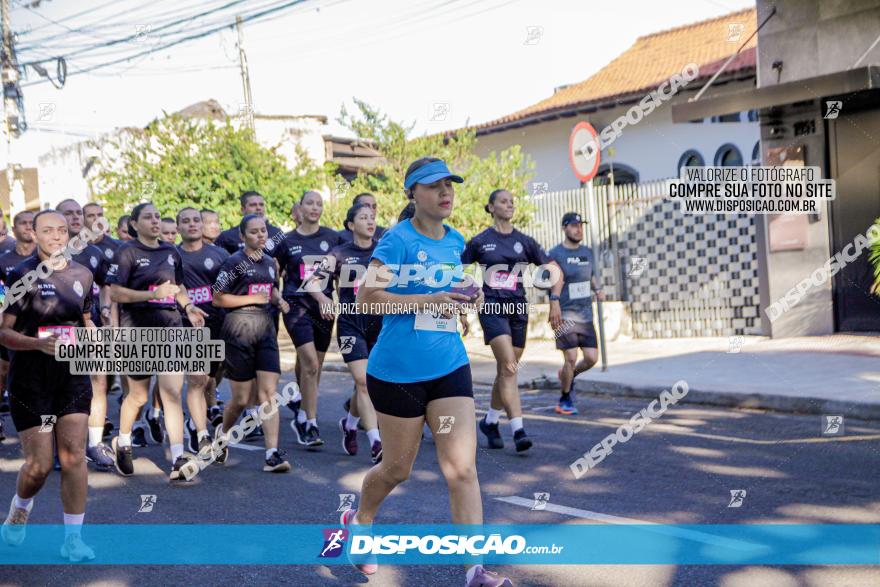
[528,375,880,421]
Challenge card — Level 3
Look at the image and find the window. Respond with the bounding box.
[714,144,743,167]
[677,150,704,174]
[594,163,638,185]
[751,142,761,165]
[747,109,759,122]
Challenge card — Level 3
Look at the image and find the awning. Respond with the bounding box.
[671,65,880,122]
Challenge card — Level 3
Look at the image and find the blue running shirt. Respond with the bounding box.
[366,219,470,383]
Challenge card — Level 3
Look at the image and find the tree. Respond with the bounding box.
[331,99,535,238]
[90,114,331,228]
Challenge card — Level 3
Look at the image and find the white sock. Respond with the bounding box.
[150,407,162,420]
[296,410,307,424]
[13,494,32,511]
[466,565,482,585]
[197,430,209,441]
[63,512,84,537]
[510,417,524,433]
[346,413,360,430]
[485,407,503,425]
[366,428,381,444]
[170,443,184,461]
[117,433,132,447]
[265,448,277,459]
[307,418,317,427]
[88,427,103,447]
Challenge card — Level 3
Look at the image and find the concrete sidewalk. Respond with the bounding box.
[282,331,880,420]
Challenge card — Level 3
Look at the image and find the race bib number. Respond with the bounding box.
[569,281,591,300]
[248,283,273,297]
[148,284,175,304]
[414,311,457,333]
[488,270,517,291]
[38,325,76,343]
[188,285,213,305]
[353,278,363,297]
[299,263,318,281]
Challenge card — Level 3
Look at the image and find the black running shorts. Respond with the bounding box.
[222,307,280,381]
[555,320,598,351]
[8,352,92,432]
[282,297,334,352]
[120,307,183,381]
[367,363,473,419]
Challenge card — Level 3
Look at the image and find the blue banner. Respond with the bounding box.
[1,524,878,565]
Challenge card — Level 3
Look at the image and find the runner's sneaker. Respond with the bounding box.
[131,425,148,448]
[85,443,115,472]
[555,394,578,415]
[340,509,377,575]
[244,424,264,441]
[479,416,504,449]
[169,455,195,482]
[290,418,308,445]
[513,429,532,453]
[467,565,514,587]
[60,533,95,562]
[304,423,323,449]
[208,406,223,430]
[111,436,134,476]
[1,496,32,546]
[286,398,301,417]
[263,449,291,473]
[185,418,199,453]
[339,417,358,456]
[110,380,122,395]
[213,426,228,465]
[197,436,214,462]
[102,418,115,438]
[370,440,383,464]
[145,414,164,444]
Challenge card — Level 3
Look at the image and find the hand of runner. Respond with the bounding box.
[596,290,606,301]
[153,281,180,300]
[35,334,58,356]
[459,314,470,336]
[549,300,562,330]
[317,293,335,321]
[429,291,472,318]
[186,304,208,328]
[278,298,290,314]
[251,292,271,306]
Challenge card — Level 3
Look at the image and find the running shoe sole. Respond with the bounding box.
[60,539,96,562]
[263,460,291,473]
[555,405,576,415]
[339,418,357,456]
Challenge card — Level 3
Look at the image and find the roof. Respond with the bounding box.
[476,8,757,135]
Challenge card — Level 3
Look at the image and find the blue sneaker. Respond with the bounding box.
[555,394,578,415]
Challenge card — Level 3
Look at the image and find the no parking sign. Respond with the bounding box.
[568,121,601,182]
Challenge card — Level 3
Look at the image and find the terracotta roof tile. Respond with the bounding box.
[477,8,757,133]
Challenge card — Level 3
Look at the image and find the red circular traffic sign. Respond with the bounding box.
[568,121,601,182]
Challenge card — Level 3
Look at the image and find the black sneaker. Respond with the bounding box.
[197,436,214,462]
[185,419,199,454]
[145,415,164,444]
[102,419,115,439]
[213,426,228,465]
[244,422,263,441]
[479,417,504,449]
[263,449,291,473]
[513,428,533,453]
[208,406,223,430]
[169,455,195,482]
[111,437,134,476]
[131,425,148,448]
[287,398,302,418]
[304,423,324,449]
[290,418,308,445]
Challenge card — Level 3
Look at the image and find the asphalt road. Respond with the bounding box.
[1,370,879,587]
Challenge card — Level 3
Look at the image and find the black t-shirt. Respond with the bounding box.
[5,257,93,341]
[105,240,185,310]
[337,225,386,244]
[214,250,278,311]
[275,226,341,300]
[215,222,283,257]
[93,234,122,265]
[0,248,34,308]
[461,227,551,299]
[0,236,16,256]
[177,243,229,307]
[317,240,375,306]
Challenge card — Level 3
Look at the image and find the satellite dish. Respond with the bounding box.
[568,121,600,182]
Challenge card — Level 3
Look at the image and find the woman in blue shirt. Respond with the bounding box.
[339,157,513,587]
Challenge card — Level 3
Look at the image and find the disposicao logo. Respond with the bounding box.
[319,528,348,558]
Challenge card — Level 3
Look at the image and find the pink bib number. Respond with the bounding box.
[148,284,175,304]
[248,283,272,297]
[488,270,517,291]
[38,325,76,343]
[188,286,212,305]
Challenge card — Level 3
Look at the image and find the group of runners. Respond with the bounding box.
[0,157,604,586]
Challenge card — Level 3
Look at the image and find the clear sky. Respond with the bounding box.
[13,0,755,166]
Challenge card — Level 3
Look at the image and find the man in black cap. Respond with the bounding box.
[547,212,605,415]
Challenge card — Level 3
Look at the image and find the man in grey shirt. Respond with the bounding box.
[547,212,605,415]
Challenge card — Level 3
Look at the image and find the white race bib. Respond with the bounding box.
[569,281,591,300]
[414,311,457,333]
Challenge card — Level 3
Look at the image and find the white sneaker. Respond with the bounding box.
[1,496,33,546]
[60,533,95,562]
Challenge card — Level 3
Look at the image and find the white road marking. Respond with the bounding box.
[496,496,763,552]
[229,442,264,452]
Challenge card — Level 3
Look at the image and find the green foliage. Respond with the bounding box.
[90,114,331,228]
[331,98,535,239]
[869,217,880,294]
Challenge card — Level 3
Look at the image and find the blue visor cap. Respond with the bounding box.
[404,160,464,190]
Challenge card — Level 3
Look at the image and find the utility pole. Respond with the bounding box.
[235,16,255,135]
[0,0,22,215]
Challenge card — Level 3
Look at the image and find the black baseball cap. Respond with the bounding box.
[561,212,586,226]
